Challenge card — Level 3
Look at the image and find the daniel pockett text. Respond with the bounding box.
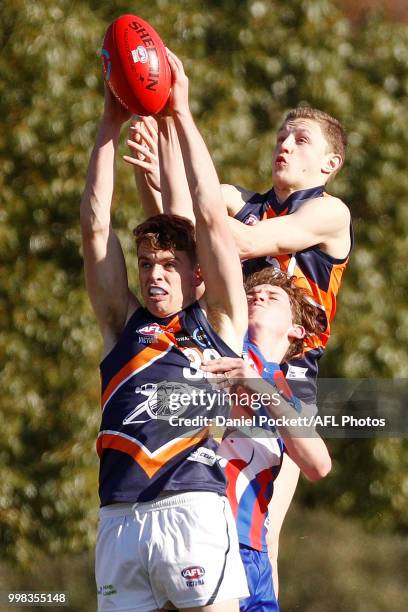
[167,414,386,428]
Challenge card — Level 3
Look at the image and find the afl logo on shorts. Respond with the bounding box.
[181,566,205,579]
[181,566,205,587]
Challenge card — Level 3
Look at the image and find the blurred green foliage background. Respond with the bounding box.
[0,0,407,609]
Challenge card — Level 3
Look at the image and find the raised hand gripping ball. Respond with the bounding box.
[101,15,171,115]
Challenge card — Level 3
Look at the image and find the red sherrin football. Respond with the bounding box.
[101,15,171,115]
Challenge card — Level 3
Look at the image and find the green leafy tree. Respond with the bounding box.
[0,0,407,567]
[0,0,104,563]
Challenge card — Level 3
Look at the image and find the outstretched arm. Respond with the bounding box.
[124,115,195,221]
[201,357,332,481]
[80,87,139,353]
[157,115,195,221]
[166,50,247,354]
[124,116,163,217]
[227,195,351,259]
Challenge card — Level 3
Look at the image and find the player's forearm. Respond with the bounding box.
[80,118,122,235]
[267,400,332,481]
[280,436,331,481]
[243,377,331,480]
[158,116,195,221]
[134,167,163,218]
[172,109,224,224]
[228,217,280,259]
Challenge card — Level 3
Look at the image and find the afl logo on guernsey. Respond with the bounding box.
[137,323,163,336]
[244,214,259,226]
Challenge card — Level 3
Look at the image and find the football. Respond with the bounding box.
[101,14,171,115]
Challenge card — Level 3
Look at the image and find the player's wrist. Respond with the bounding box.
[98,115,125,143]
[101,110,128,127]
[172,105,193,122]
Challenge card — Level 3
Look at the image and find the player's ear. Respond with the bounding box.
[322,152,342,176]
[288,324,305,340]
[193,264,203,287]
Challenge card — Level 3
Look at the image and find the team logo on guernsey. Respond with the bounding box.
[192,327,208,348]
[181,566,205,587]
[122,381,196,424]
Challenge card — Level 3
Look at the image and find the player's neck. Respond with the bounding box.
[274,185,294,203]
[273,181,325,204]
[248,330,286,363]
[146,298,195,320]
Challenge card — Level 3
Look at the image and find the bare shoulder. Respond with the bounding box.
[301,194,351,227]
[324,194,351,219]
[221,183,256,216]
[198,296,245,356]
[100,290,141,359]
[126,290,142,321]
[300,195,351,256]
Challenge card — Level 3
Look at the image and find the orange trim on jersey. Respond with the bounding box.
[271,254,348,351]
[264,208,287,220]
[101,335,172,409]
[249,190,350,353]
[96,428,209,478]
[101,314,184,410]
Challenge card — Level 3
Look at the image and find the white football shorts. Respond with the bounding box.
[96,491,249,611]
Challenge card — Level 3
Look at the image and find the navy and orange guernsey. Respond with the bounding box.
[219,339,300,552]
[97,301,237,506]
[235,185,353,403]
